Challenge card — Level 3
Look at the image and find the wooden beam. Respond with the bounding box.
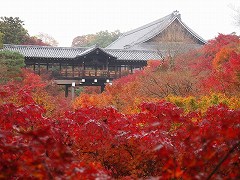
[38,61,40,75]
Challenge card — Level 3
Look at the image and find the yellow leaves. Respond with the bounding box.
[73,93,110,109]
[212,47,235,70]
[166,95,198,113]
[166,93,240,113]
[32,91,55,116]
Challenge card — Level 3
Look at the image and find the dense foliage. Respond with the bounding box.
[0,16,52,46]
[0,17,28,45]
[0,32,3,48]
[35,33,59,47]
[72,30,121,48]
[0,50,25,83]
[1,34,240,179]
[74,34,240,114]
[1,93,239,179]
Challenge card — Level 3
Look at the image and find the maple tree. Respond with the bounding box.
[73,59,198,114]
[36,33,59,46]
[73,34,240,114]
[0,50,25,83]
[23,36,50,46]
[0,69,71,118]
[0,17,28,44]
[1,91,239,179]
[72,30,121,48]
[0,32,3,48]
[196,34,240,95]
[1,33,240,179]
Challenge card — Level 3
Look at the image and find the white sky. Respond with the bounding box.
[1,0,240,46]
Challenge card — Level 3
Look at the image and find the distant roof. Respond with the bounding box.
[107,11,207,50]
[3,44,162,61]
[76,45,117,60]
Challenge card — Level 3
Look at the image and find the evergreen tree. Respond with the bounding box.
[0,17,28,44]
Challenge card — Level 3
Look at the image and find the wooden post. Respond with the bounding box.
[72,64,74,77]
[71,86,75,100]
[119,66,122,77]
[65,85,69,97]
[115,65,117,78]
[83,62,86,77]
[65,65,68,77]
[38,62,40,75]
[101,84,105,92]
[78,64,81,77]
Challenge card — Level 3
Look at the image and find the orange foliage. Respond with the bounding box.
[73,60,165,114]
[74,34,240,113]
[0,69,71,118]
[212,47,235,70]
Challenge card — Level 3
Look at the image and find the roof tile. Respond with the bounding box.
[3,44,162,61]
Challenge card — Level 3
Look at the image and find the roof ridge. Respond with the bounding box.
[3,44,163,60]
[3,44,88,50]
[177,20,207,44]
[106,13,173,49]
[122,13,173,37]
[106,48,159,53]
[127,16,177,48]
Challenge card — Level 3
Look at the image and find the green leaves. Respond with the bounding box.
[0,17,29,45]
[0,32,3,48]
[0,50,25,83]
[72,30,121,48]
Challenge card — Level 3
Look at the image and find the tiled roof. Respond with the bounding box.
[76,46,117,59]
[107,11,207,50]
[3,44,162,61]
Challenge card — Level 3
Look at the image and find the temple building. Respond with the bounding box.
[2,11,206,95]
[107,10,206,55]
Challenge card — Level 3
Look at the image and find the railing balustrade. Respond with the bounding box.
[57,69,127,79]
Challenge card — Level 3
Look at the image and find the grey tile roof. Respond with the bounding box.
[76,46,117,59]
[3,44,162,61]
[107,11,207,50]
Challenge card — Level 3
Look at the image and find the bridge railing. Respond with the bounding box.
[57,69,130,79]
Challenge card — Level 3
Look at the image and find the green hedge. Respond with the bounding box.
[0,32,3,48]
[0,50,25,83]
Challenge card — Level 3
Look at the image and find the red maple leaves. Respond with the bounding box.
[1,97,239,179]
[1,33,240,179]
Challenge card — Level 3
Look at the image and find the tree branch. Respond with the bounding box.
[206,141,240,180]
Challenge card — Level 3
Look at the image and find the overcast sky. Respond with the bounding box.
[1,0,240,46]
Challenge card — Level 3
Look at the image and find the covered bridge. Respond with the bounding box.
[3,44,162,95]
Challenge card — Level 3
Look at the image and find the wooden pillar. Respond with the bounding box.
[33,63,36,72]
[83,62,85,77]
[65,85,69,97]
[78,64,81,77]
[106,59,109,71]
[119,66,122,77]
[100,84,105,92]
[115,65,117,78]
[72,64,74,77]
[71,86,75,100]
[46,62,49,71]
[130,65,133,74]
[65,65,68,77]
[95,66,97,76]
[38,62,40,75]
[83,62,85,70]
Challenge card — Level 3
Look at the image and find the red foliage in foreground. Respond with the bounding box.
[0,96,239,179]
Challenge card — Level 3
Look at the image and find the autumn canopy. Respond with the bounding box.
[0,33,240,179]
